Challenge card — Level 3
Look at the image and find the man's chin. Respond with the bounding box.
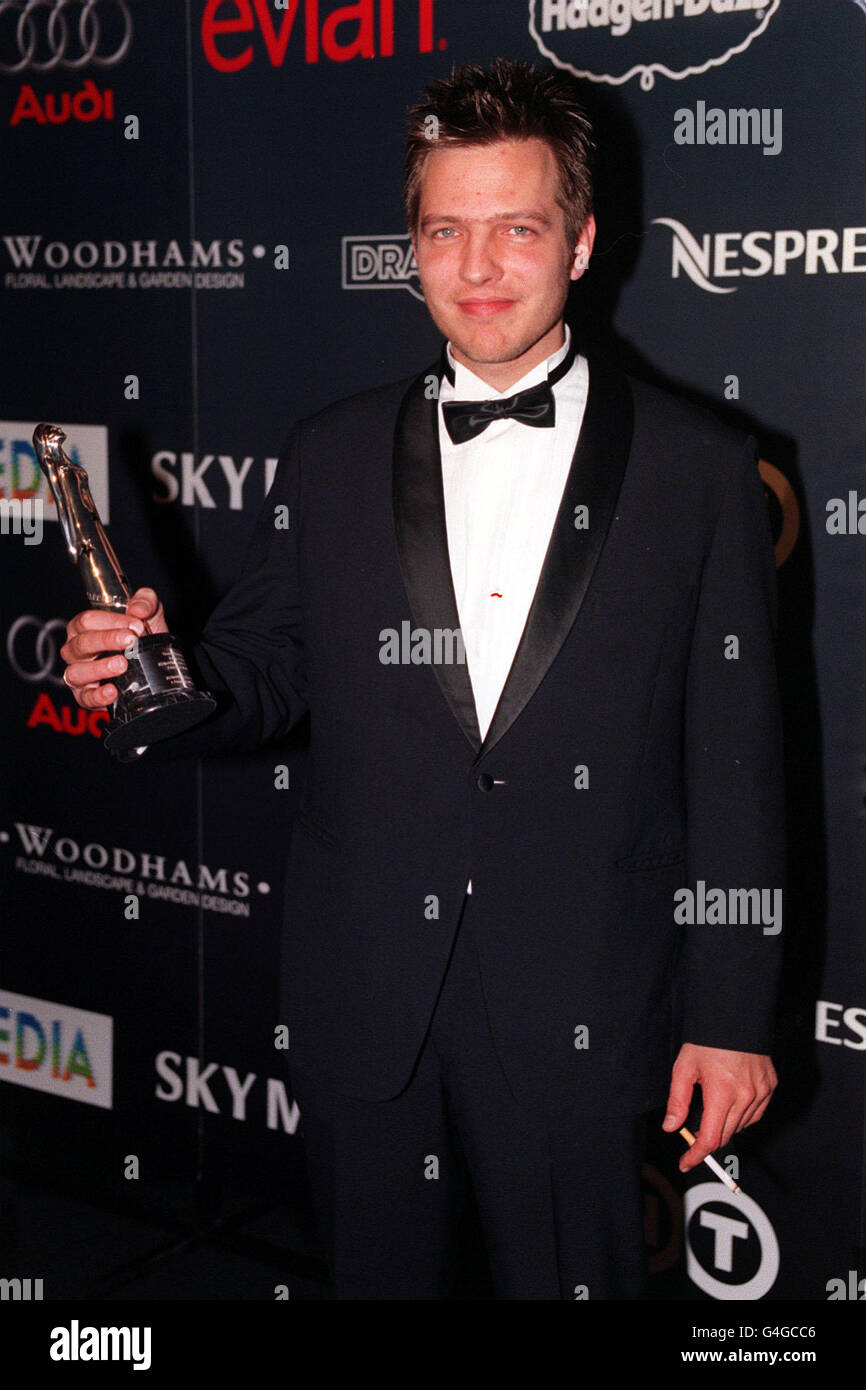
[447,328,533,368]
[441,314,564,371]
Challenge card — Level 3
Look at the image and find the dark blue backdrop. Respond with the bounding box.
[2,0,864,1301]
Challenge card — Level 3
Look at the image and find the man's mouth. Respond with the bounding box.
[456,299,516,318]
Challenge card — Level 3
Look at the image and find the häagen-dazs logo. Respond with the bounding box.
[528,0,782,91]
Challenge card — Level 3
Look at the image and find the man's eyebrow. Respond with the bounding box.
[419,210,553,228]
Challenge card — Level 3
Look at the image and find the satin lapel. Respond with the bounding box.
[477,354,635,761]
[392,362,482,750]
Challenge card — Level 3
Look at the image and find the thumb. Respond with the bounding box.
[662,1068,695,1132]
[128,586,160,618]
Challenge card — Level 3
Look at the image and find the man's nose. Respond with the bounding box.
[458,230,502,283]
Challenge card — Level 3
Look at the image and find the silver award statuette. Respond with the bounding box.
[33,424,215,762]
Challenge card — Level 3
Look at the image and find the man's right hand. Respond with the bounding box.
[60,587,168,710]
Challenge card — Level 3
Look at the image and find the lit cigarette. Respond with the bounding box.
[679,1127,741,1193]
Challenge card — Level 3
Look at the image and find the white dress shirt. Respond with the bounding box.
[439,324,589,738]
[438,325,590,895]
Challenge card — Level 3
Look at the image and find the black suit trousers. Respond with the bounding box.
[290,893,649,1300]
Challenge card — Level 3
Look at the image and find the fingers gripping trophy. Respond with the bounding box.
[34,424,215,763]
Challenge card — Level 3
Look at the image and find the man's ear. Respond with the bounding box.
[570,212,597,280]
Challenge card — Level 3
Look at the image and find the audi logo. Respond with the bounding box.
[7,615,69,685]
[0,0,132,74]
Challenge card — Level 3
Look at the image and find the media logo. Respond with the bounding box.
[653,218,866,293]
[528,0,781,91]
[685,1181,779,1299]
[0,0,132,74]
[342,234,423,301]
[0,988,113,1109]
[0,422,109,518]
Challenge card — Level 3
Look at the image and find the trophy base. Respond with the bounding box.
[101,632,216,759]
[103,690,217,756]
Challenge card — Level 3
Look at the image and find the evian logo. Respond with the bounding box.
[528,0,781,91]
[653,217,866,292]
[201,0,438,70]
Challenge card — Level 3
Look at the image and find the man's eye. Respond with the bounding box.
[432,227,457,239]
[510,225,532,236]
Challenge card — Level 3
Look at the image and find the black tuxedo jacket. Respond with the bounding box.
[160,351,786,1116]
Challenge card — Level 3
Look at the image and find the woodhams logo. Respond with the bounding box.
[528,0,782,91]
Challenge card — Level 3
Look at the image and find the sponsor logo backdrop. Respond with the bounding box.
[1,0,863,1299]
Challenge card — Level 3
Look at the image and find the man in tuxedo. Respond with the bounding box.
[60,59,785,1300]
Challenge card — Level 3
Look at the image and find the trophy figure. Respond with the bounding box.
[33,424,215,761]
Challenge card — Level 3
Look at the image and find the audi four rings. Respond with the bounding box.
[7,615,71,685]
[0,0,132,73]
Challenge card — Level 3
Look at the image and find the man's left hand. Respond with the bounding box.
[662,1044,777,1172]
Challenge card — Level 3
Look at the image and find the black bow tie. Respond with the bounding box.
[441,335,576,446]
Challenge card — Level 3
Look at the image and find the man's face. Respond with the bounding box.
[412,137,595,388]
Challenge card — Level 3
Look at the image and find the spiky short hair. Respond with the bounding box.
[404,57,595,250]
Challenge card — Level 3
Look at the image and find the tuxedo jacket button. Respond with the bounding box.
[476,773,494,792]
